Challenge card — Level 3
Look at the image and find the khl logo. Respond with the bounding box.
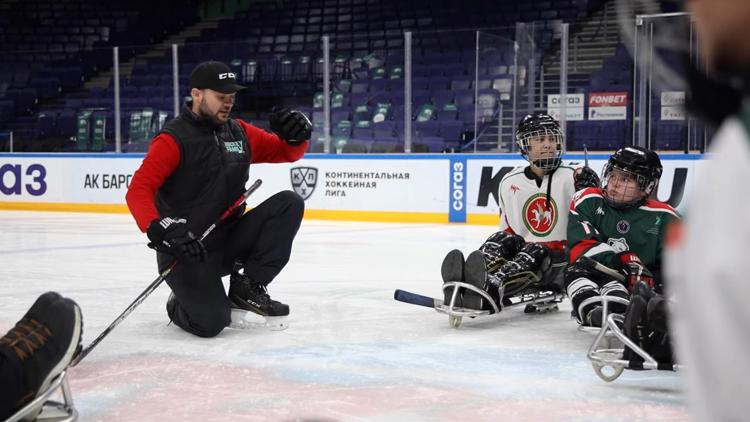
[291,167,318,200]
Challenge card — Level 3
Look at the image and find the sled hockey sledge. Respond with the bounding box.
[394,281,563,329]
[439,280,563,328]
[576,295,630,334]
[5,371,77,422]
[395,259,565,328]
[587,312,683,382]
[570,257,682,381]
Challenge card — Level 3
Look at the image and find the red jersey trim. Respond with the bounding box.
[571,187,604,210]
[640,199,680,218]
[540,240,568,252]
[569,239,598,263]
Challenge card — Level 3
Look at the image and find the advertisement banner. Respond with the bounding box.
[68,157,140,203]
[547,94,585,121]
[248,158,449,213]
[448,157,467,223]
[588,92,627,120]
[661,91,685,106]
[0,158,64,202]
[661,106,686,120]
[661,91,686,121]
[0,153,702,224]
[464,157,522,224]
[465,156,696,220]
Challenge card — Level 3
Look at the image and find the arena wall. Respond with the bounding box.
[0,153,704,224]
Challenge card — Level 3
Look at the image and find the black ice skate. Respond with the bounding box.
[229,273,289,317]
[440,249,464,306]
[228,271,290,330]
[1,293,82,421]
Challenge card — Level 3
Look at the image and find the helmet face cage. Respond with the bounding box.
[516,126,564,172]
[601,162,659,208]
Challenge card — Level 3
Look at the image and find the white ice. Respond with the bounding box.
[0,211,687,421]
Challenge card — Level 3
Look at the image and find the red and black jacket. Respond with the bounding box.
[126,107,308,246]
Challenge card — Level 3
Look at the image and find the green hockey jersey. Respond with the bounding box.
[566,187,680,271]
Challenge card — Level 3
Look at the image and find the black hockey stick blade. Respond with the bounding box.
[394,289,442,309]
[579,256,626,282]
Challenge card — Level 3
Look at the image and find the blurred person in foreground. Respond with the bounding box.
[666,0,750,420]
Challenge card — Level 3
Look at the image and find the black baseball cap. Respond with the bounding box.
[189,61,245,94]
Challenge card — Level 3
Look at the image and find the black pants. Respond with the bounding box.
[158,190,304,338]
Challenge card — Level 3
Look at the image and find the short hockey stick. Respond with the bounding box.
[584,144,589,168]
[71,179,263,366]
[394,289,442,308]
[579,256,626,282]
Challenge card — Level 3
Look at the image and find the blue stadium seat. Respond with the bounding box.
[373,121,396,138]
[440,120,464,142]
[419,136,446,152]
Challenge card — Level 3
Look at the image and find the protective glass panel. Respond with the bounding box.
[631,13,708,152]
[332,33,405,154]
[473,31,518,152]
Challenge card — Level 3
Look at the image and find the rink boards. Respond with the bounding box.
[0,152,704,225]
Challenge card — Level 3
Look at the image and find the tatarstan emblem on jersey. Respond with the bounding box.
[522,193,558,236]
[616,219,630,234]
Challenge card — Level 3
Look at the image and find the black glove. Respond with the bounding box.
[269,107,312,145]
[574,166,600,191]
[147,217,207,263]
[611,251,655,293]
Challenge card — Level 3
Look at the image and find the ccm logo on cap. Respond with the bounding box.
[218,72,236,80]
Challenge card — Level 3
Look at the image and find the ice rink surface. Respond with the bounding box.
[0,211,687,421]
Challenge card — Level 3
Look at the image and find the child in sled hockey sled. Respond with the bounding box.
[438,113,599,325]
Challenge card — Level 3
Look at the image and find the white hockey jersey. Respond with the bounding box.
[498,165,577,247]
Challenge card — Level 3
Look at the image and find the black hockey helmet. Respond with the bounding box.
[515,112,564,172]
[602,146,663,208]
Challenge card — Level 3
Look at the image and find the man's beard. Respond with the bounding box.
[198,99,229,125]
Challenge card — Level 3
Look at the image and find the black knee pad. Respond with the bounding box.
[479,231,525,261]
[517,243,551,273]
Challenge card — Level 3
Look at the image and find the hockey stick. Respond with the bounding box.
[584,144,589,168]
[394,289,442,309]
[71,179,263,366]
[579,256,626,282]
